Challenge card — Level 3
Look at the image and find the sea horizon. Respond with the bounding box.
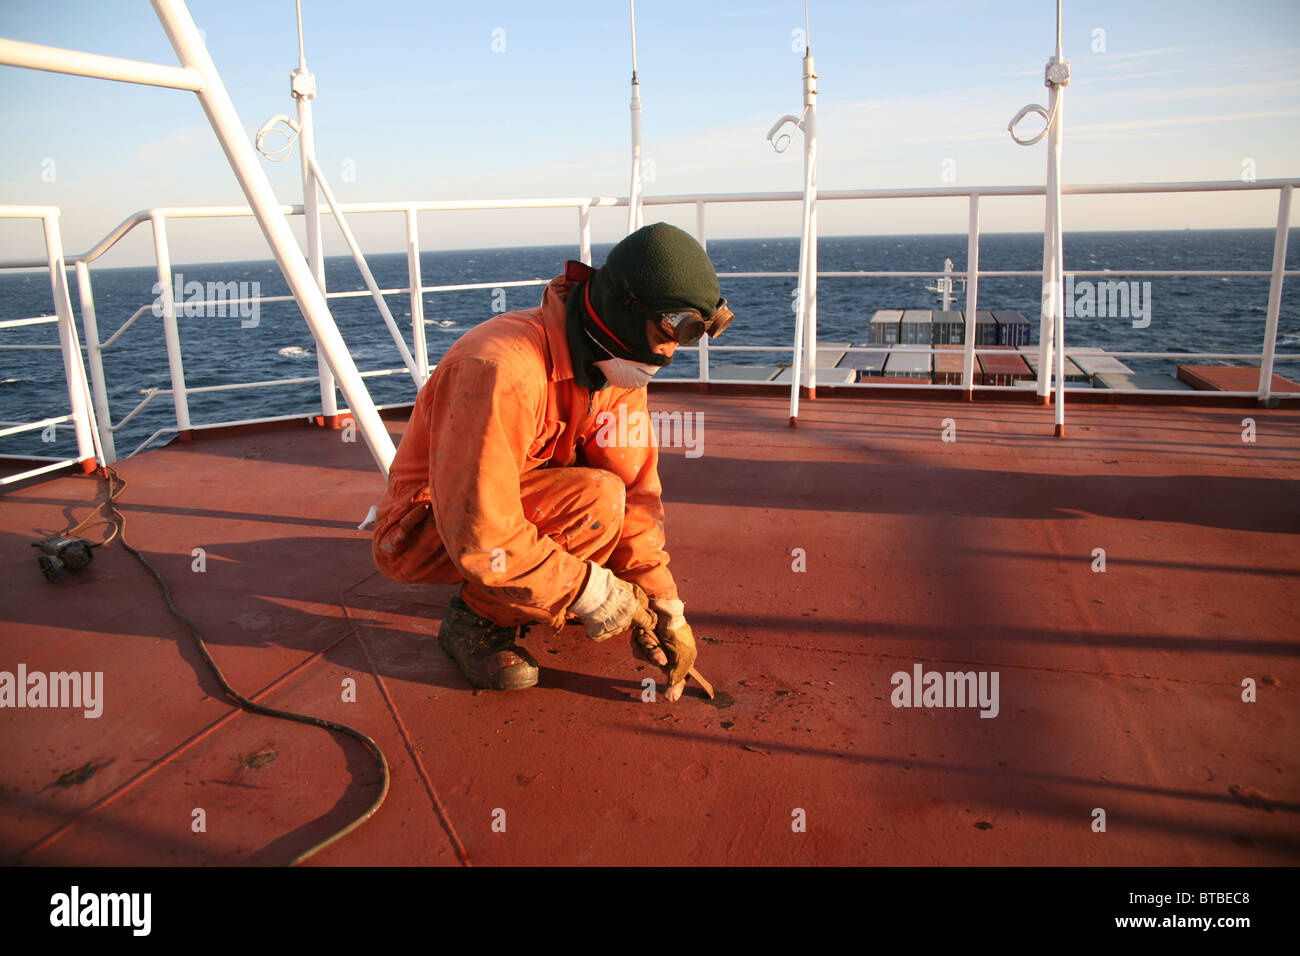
[9,225,1294,275]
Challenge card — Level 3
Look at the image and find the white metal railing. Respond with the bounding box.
[1,197,612,461]
[0,206,101,485]
[5,178,1296,465]
[642,181,1298,404]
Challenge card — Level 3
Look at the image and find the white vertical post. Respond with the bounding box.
[1036,78,1060,404]
[150,213,192,437]
[406,207,428,382]
[789,157,812,425]
[695,199,709,384]
[295,73,338,425]
[1035,0,1068,417]
[1258,184,1292,402]
[788,50,818,425]
[578,202,592,266]
[802,52,819,399]
[963,194,980,397]
[626,0,644,235]
[43,214,96,468]
[74,259,116,461]
[151,0,395,474]
[1052,100,1067,436]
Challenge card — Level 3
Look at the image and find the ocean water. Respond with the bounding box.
[1,229,1297,460]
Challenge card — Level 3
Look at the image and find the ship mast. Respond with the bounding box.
[626,0,644,235]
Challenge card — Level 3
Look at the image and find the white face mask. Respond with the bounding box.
[595,356,661,389]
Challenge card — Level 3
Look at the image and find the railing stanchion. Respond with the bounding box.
[1035,80,1060,406]
[43,212,97,469]
[695,199,709,385]
[1052,172,1067,436]
[1258,184,1292,403]
[578,202,592,266]
[294,67,338,426]
[803,52,819,401]
[405,207,428,382]
[787,47,818,424]
[963,194,980,398]
[74,259,116,461]
[150,213,192,440]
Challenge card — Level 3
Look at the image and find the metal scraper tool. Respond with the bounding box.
[688,666,715,700]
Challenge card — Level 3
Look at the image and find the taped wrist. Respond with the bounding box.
[571,562,615,619]
[648,596,686,631]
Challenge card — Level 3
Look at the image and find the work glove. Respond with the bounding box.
[643,596,698,703]
[571,562,658,643]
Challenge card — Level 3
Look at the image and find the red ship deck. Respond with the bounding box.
[2,392,1297,866]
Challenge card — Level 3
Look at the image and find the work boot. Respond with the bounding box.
[437,594,540,690]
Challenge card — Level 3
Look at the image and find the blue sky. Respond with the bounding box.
[0,0,1297,266]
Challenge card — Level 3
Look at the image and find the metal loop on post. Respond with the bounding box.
[766,111,806,154]
[1007,102,1054,146]
[255,114,301,162]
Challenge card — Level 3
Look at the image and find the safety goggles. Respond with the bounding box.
[625,295,735,346]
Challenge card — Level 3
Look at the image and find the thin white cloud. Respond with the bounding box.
[1070,108,1300,135]
[1085,46,1197,64]
[898,0,990,14]
[1075,69,1183,84]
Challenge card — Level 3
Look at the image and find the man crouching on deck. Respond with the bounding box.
[371,223,733,701]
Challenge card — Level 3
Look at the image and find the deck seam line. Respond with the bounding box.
[341,601,472,867]
[18,628,354,863]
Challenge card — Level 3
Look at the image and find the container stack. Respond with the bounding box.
[932,310,964,345]
[713,307,1170,391]
[976,345,1033,386]
[868,309,902,345]
[899,310,933,345]
[992,310,1031,347]
[933,344,965,385]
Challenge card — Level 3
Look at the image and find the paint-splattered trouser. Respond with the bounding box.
[377,466,626,628]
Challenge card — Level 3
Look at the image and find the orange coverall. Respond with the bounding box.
[372,272,678,630]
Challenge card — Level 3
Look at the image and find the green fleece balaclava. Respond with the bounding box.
[584,222,723,366]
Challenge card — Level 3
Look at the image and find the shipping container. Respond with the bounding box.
[977,345,1032,386]
[933,344,966,385]
[932,310,965,345]
[882,344,932,379]
[1094,373,1194,390]
[867,309,903,345]
[992,310,1032,347]
[773,365,857,384]
[973,310,999,345]
[816,343,852,368]
[1177,365,1300,392]
[837,345,887,376]
[899,309,933,345]
[1017,345,1090,384]
[1067,348,1135,379]
[711,365,782,382]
